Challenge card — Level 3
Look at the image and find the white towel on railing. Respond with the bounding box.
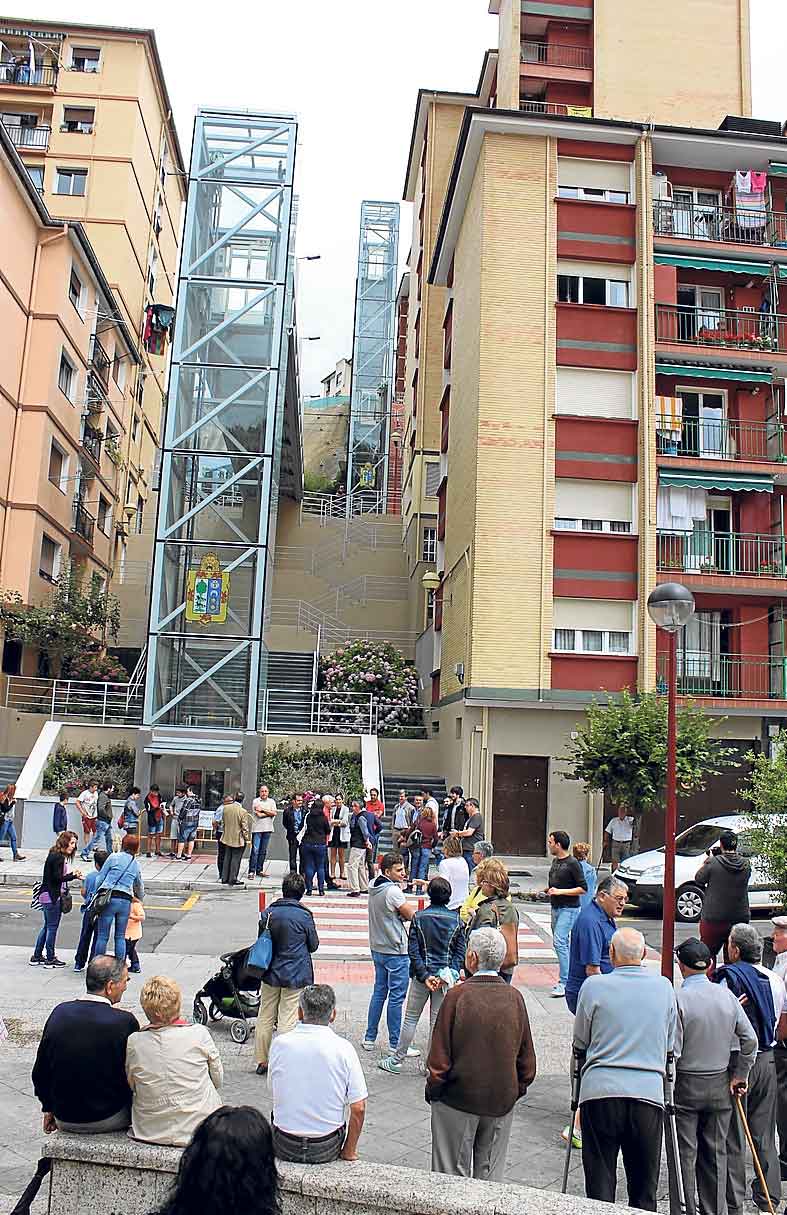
[736,169,752,193]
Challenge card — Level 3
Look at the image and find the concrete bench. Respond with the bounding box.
[44,1132,631,1215]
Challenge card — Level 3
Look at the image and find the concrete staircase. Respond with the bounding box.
[260,652,316,733]
[378,772,448,852]
[0,758,26,787]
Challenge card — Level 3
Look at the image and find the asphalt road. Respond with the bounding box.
[0,888,197,953]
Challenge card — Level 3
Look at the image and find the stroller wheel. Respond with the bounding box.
[208,1002,223,1022]
[192,1000,208,1026]
[230,1019,249,1044]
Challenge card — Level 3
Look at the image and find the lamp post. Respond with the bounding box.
[647,582,695,980]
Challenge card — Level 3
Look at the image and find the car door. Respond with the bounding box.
[738,830,778,909]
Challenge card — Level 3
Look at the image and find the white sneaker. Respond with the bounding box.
[406,1046,421,1058]
[551,984,566,997]
[361,1039,375,1051]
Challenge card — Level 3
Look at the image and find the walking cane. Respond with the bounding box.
[561,1047,585,1194]
[664,1052,688,1215]
[735,1094,776,1215]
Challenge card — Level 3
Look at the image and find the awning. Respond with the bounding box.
[769,164,787,177]
[654,253,771,276]
[655,362,773,384]
[659,469,774,493]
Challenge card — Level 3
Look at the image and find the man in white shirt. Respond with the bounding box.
[269,984,367,1163]
[421,787,440,818]
[392,790,414,857]
[604,808,635,870]
[249,783,277,879]
[771,916,787,1181]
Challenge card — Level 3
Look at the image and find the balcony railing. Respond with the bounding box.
[72,500,95,545]
[655,413,785,462]
[1,122,50,150]
[519,100,593,117]
[521,41,592,70]
[655,303,787,353]
[654,198,787,249]
[89,336,111,388]
[81,426,103,465]
[0,62,57,88]
[656,530,786,576]
[658,652,787,700]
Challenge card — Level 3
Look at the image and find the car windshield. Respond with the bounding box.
[675,824,724,857]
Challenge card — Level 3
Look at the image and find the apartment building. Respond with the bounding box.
[401,0,781,854]
[0,123,137,673]
[0,18,186,655]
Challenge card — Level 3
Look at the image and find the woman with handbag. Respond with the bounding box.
[30,832,82,968]
[92,835,145,961]
[328,795,350,886]
[467,858,520,984]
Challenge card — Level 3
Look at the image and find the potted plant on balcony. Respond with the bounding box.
[104,437,124,468]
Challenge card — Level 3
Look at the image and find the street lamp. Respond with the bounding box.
[647,582,695,980]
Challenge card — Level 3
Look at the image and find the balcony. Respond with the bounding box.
[521,42,592,70]
[655,414,785,463]
[0,62,58,89]
[1,123,50,150]
[80,425,103,467]
[658,653,787,702]
[71,500,95,547]
[655,304,787,355]
[654,199,787,252]
[89,336,111,390]
[656,530,785,577]
[519,100,593,118]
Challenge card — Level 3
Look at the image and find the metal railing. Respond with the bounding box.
[519,100,592,117]
[81,426,103,465]
[5,676,143,724]
[653,198,787,248]
[0,63,58,88]
[2,122,50,149]
[655,413,785,462]
[656,530,786,576]
[655,303,787,353]
[260,689,377,736]
[72,500,95,544]
[268,598,419,655]
[301,490,387,520]
[314,575,409,614]
[90,335,111,388]
[658,653,787,700]
[521,41,592,70]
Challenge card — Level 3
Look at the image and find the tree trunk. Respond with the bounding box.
[630,809,643,856]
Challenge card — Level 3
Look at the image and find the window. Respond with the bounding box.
[159,143,169,187]
[96,496,111,534]
[71,47,100,72]
[558,185,629,204]
[136,493,144,535]
[58,351,76,401]
[422,526,437,563]
[48,440,68,492]
[61,106,94,134]
[55,168,87,196]
[135,370,145,407]
[25,164,44,192]
[131,414,140,442]
[39,535,61,582]
[557,274,629,307]
[367,248,386,279]
[153,194,163,237]
[147,246,158,296]
[554,517,632,534]
[553,629,632,654]
[112,351,126,391]
[424,462,441,497]
[68,266,84,315]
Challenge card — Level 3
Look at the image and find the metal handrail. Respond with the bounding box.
[521,41,592,69]
[657,652,787,700]
[72,500,95,544]
[655,303,787,353]
[2,123,50,149]
[655,412,785,462]
[81,426,103,465]
[0,63,57,87]
[519,100,592,117]
[90,335,111,387]
[268,597,419,654]
[653,198,787,248]
[656,529,786,576]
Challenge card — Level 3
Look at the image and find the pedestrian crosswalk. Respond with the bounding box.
[306,895,557,962]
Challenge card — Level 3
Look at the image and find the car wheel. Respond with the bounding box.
[676,884,704,923]
[230,1019,249,1044]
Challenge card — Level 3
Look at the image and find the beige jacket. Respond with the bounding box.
[126,1023,223,1147]
[221,800,250,849]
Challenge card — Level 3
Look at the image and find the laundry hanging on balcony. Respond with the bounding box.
[655,395,682,438]
[656,484,707,532]
[732,169,768,231]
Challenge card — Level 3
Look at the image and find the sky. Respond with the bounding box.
[12,0,787,395]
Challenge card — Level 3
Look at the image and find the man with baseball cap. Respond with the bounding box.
[673,938,757,1215]
[771,916,787,1181]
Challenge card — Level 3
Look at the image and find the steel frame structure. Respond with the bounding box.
[143,109,297,730]
[346,200,400,511]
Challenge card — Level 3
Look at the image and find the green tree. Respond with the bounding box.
[563,690,736,852]
[0,563,121,676]
[739,741,787,904]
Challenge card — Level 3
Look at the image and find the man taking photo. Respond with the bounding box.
[695,830,751,967]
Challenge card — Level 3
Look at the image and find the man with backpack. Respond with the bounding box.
[175,786,202,861]
[82,783,114,860]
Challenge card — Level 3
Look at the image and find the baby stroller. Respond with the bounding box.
[192,946,261,1044]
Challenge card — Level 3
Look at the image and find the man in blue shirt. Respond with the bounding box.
[73,849,109,972]
[565,875,629,1015]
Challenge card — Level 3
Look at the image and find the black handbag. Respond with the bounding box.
[60,890,73,915]
[87,854,135,925]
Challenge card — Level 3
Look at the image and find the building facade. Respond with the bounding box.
[0,19,186,657]
[0,122,137,672]
[402,0,773,854]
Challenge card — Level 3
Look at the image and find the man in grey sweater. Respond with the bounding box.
[573,927,677,1211]
[672,937,757,1215]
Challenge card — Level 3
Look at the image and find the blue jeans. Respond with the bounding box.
[0,819,19,857]
[82,819,112,859]
[365,951,410,1048]
[410,848,432,882]
[302,843,327,895]
[551,905,580,987]
[34,900,62,961]
[94,895,132,961]
[248,832,271,876]
[74,908,97,969]
[463,850,477,874]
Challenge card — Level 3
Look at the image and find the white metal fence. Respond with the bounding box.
[268,598,419,655]
[259,689,378,735]
[5,676,144,725]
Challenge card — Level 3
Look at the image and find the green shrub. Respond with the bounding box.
[259,743,363,802]
[319,639,425,737]
[43,742,135,795]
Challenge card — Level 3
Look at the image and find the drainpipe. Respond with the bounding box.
[1,225,69,586]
